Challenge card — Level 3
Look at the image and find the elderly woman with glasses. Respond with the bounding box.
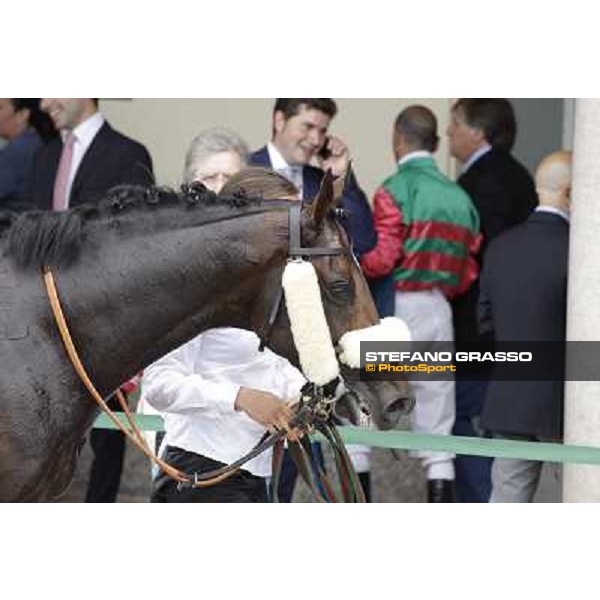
[182,127,250,194]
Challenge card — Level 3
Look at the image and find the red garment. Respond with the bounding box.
[361,187,481,300]
[121,372,143,394]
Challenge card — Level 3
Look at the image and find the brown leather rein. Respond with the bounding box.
[44,267,366,501]
[43,268,286,489]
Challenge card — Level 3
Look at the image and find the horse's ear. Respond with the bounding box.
[332,164,352,205]
[310,170,336,226]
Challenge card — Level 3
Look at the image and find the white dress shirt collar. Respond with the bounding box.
[461,144,492,175]
[267,142,304,196]
[535,205,570,223]
[65,111,105,148]
[267,142,291,171]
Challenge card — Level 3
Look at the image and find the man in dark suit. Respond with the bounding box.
[29,98,154,503]
[28,98,153,210]
[447,99,538,502]
[251,99,377,503]
[250,99,376,258]
[479,151,571,502]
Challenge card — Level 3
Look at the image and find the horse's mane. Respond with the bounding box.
[5,183,267,270]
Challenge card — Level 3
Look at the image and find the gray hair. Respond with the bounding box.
[183,127,250,184]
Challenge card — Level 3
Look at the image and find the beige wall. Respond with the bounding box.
[100,99,454,198]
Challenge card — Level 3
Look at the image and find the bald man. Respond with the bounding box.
[478,151,572,503]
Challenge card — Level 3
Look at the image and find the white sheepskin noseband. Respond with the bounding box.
[282,260,340,386]
[282,260,413,383]
[338,317,412,370]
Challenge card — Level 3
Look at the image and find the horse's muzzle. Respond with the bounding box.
[339,371,415,431]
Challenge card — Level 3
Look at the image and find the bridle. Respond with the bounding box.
[257,201,352,352]
[42,199,367,502]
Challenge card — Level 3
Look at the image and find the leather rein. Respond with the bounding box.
[43,201,365,501]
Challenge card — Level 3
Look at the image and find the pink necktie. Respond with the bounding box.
[52,134,76,212]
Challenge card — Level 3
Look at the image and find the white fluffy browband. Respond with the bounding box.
[282,260,412,382]
[282,260,340,386]
[338,317,412,369]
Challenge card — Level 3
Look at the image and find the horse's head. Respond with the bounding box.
[248,171,414,430]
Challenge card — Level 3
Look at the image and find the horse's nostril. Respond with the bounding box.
[383,395,416,427]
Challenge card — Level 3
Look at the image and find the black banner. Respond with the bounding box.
[357,341,596,382]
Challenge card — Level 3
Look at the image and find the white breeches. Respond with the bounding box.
[395,289,456,480]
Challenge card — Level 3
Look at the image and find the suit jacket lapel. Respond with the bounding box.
[458,150,492,187]
[70,122,111,201]
[251,146,271,168]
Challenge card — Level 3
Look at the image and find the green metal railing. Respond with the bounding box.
[93,413,600,466]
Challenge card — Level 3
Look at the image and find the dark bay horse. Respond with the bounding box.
[0,181,410,502]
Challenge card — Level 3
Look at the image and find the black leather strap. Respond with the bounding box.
[258,286,284,352]
[177,430,281,490]
[270,439,286,503]
[289,203,349,258]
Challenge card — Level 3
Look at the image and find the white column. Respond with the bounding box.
[564,99,600,502]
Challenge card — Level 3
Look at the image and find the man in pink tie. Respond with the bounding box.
[51,131,76,211]
[27,98,154,503]
[28,99,153,211]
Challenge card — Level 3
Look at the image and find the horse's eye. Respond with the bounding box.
[326,278,354,303]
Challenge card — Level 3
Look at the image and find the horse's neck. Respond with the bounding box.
[55,213,282,394]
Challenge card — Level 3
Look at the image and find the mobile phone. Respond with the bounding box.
[318,137,332,160]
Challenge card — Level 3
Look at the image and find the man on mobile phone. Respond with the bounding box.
[250,98,376,257]
[250,98,377,504]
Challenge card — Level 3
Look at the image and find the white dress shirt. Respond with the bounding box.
[267,142,304,197]
[142,328,306,477]
[64,111,105,206]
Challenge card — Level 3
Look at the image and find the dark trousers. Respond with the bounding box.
[359,472,372,503]
[85,395,126,503]
[452,376,493,503]
[151,447,268,503]
[368,275,396,319]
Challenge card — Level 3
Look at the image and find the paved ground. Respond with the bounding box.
[59,435,153,503]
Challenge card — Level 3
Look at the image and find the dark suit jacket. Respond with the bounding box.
[452,149,538,345]
[27,121,154,211]
[460,149,538,247]
[249,146,376,257]
[478,211,569,439]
